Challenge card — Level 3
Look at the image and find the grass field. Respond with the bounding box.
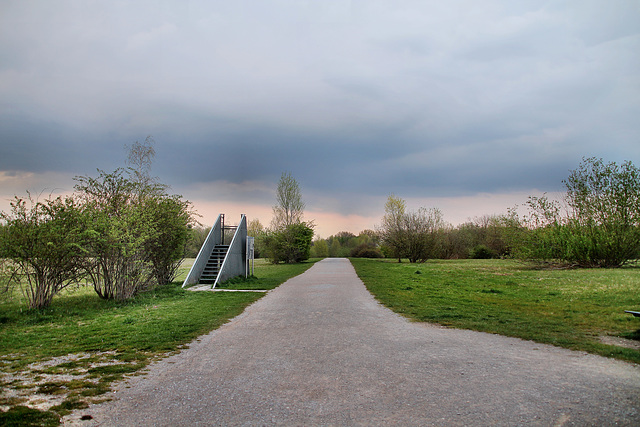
[0,258,318,425]
[351,258,640,364]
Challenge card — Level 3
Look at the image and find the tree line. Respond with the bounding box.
[310,157,640,268]
[0,138,194,309]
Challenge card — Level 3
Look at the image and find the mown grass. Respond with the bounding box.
[0,258,318,425]
[351,258,640,364]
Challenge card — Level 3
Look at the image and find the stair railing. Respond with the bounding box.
[212,214,247,289]
[182,214,223,287]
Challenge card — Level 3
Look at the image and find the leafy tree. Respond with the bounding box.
[328,237,343,257]
[0,195,87,308]
[310,238,329,258]
[378,195,447,263]
[263,223,314,263]
[75,169,156,300]
[75,166,194,298]
[143,195,193,286]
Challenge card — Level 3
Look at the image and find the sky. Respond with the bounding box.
[1,0,639,238]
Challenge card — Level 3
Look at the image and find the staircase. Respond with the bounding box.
[182,214,248,289]
[199,245,229,284]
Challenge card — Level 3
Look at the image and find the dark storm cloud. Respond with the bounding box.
[1,0,639,223]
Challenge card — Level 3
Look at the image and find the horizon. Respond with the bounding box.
[1,1,638,236]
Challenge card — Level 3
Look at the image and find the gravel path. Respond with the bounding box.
[67,258,640,426]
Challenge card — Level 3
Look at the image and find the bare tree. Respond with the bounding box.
[379,194,407,262]
[271,172,305,230]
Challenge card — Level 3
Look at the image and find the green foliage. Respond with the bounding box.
[263,223,314,264]
[264,172,314,263]
[73,164,194,300]
[0,140,195,308]
[469,245,496,259]
[514,158,640,267]
[143,195,193,286]
[310,239,329,258]
[352,258,640,364]
[185,226,210,258]
[311,230,381,259]
[74,169,157,300]
[0,195,88,309]
[350,243,383,258]
[247,218,266,258]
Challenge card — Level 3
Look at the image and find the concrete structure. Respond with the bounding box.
[182,214,248,288]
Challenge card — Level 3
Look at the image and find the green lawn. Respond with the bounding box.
[0,258,318,424]
[351,258,640,364]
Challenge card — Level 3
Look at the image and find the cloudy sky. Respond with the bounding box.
[1,1,639,237]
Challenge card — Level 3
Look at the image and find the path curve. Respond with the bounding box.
[68,258,640,426]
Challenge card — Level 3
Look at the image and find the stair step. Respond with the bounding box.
[197,243,231,285]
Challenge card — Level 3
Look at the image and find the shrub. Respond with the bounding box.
[263,222,314,264]
[143,195,193,286]
[0,195,88,309]
[350,243,383,258]
[515,158,640,267]
[469,245,496,259]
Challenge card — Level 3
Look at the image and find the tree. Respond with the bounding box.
[264,172,314,263]
[271,172,305,230]
[125,135,162,193]
[143,195,194,286]
[403,207,445,263]
[328,237,343,257]
[185,226,210,258]
[74,166,194,298]
[311,238,329,258]
[378,195,447,263]
[378,194,407,262]
[515,157,640,267]
[248,218,266,258]
[0,195,87,309]
[74,169,156,300]
[263,223,314,263]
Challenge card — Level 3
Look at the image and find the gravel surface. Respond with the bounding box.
[65,258,640,426]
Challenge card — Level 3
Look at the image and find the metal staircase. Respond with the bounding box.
[198,245,229,284]
[182,214,247,289]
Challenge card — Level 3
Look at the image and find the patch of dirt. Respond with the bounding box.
[0,351,137,413]
[599,336,640,350]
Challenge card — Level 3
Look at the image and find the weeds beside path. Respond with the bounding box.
[0,258,318,425]
[350,258,640,364]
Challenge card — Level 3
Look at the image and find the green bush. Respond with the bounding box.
[350,243,383,258]
[0,195,88,309]
[263,223,314,264]
[514,158,640,267]
[469,245,496,259]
